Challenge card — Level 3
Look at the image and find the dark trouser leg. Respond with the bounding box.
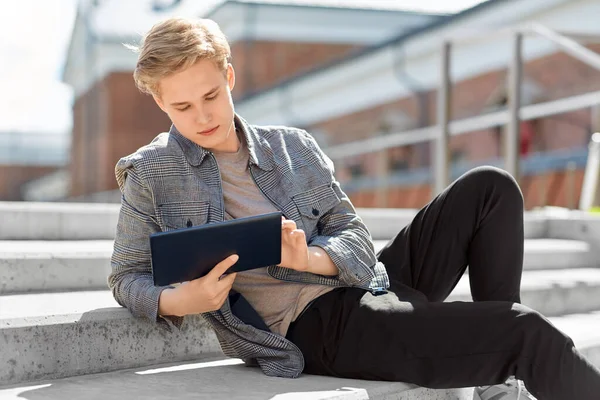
[287,167,600,399]
[287,287,600,400]
[376,166,524,302]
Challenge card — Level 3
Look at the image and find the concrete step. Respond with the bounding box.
[520,239,596,270]
[4,265,599,321]
[2,309,599,400]
[544,208,600,249]
[3,239,596,295]
[359,208,549,240]
[550,311,600,367]
[0,294,222,386]
[0,241,112,294]
[0,202,558,241]
[0,357,474,400]
[448,268,600,316]
[0,202,120,241]
[3,265,600,386]
[373,238,597,271]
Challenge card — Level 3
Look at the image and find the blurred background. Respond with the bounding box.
[3,2,600,390]
[2,0,600,209]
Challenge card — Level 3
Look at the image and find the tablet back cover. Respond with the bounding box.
[150,211,282,286]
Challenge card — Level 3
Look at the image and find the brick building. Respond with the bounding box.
[234,0,600,209]
[61,0,440,199]
[56,0,600,209]
[0,131,68,201]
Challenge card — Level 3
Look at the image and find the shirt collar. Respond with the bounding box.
[169,113,274,171]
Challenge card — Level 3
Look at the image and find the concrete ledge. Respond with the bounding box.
[0,241,112,294]
[0,308,222,386]
[548,311,600,368]
[448,268,600,316]
[353,208,547,240]
[355,208,416,240]
[0,256,110,294]
[374,239,595,271]
[2,238,593,294]
[0,202,120,241]
[523,210,550,239]
[0,202,553,241]
[519,239,595,270]
[0,358,474,400]
[4,263,600,321]
[3,278,600,387]
[545,209,600,249]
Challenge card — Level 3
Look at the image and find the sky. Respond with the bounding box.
[0,0,487,136]
[0,0,77,134]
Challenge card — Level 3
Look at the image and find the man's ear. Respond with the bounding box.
[227,63,236,92]
[153,94,167,113]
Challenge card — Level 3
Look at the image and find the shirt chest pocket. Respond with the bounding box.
[292,184,341,238]
[156,201,210,232]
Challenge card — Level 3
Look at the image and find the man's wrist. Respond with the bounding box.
[158,287,182,317]
[305,246,338,276]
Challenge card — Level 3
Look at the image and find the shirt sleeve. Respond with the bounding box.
[299,131,380,287]
[108,157,184,329]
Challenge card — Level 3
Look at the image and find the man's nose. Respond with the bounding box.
[195,108,210,125]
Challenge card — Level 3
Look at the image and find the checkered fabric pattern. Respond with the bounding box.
[109,114,390,378]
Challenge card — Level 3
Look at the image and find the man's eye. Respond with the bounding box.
[206,94,218,101]
[177,105,190,111]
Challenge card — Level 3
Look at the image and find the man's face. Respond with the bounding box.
[154,60,238,153]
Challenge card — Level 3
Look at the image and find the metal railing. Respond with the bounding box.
[324,23,600,198]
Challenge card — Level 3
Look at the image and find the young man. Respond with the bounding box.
[109,17,600,400]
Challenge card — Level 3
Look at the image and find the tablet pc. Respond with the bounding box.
[150,211,282,286]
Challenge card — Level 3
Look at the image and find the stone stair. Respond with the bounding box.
[1,202,600,399]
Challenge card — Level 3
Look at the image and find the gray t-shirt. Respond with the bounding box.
[212,133,335,337]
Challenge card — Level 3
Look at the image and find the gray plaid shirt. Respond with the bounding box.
[109,114,390,378]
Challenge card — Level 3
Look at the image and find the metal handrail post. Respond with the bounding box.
[580,133,600,211]
[506,32,523,180]
[435,42,452,196]
[592,104,600,134]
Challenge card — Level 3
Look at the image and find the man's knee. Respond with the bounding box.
[512,304,560,337]
[458,166,523,204]
[511,304,575,356]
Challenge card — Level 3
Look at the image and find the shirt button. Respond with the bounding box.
[312,208,320,216]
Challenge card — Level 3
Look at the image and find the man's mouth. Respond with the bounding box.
[199,126,219,136]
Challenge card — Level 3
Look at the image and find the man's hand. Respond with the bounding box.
[278,218,310,272]
[158,254,239,317]
[279,217,339,277]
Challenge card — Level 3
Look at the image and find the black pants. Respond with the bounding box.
[286,166,600,400]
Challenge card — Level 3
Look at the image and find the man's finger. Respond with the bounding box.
[282,220,297,230]
[292,229,306,239]
[207,254,239,280]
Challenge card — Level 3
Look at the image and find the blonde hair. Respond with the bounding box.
[127,17,231,96]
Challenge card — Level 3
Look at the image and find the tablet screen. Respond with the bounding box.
[150,211,282,286]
